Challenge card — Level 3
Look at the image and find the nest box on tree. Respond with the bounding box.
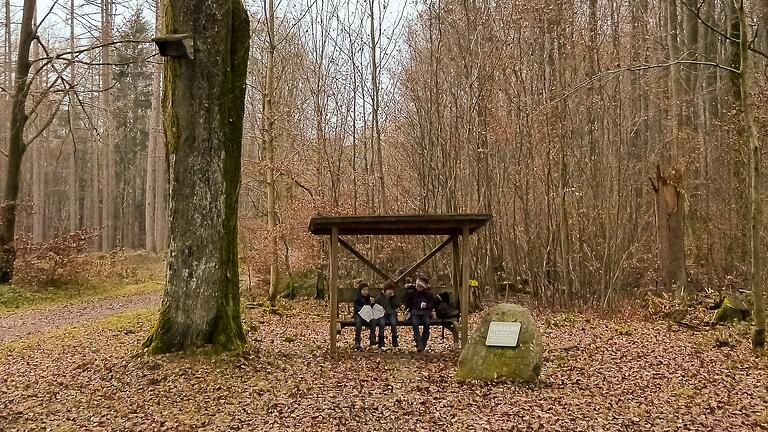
[152,34,194,59]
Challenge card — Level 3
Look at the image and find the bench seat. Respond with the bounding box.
[337,317,458,329]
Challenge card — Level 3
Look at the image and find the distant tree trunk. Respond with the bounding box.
[143,0,249,353]
[145,0,162,252]
[90,141,100,249]
[0,0,10,194]
[264,0,279,303]
[0,0,35,283]
[667,0,683,160]
[100,0,114,251]
[67,0,79,233]
[31,132,44,242]
[145,132,157,251]
[651,166,689,298]
[31,31,43,243]
[682,0,699,126]
[369,0,385,212]
[155,138,168,249]
[735,0,765,349]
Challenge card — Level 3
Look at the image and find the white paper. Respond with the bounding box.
[372,304,385,320]
[358,305,373,322]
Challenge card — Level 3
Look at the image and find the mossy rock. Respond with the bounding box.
[279,270,319,299]
[456,303,542,383]
[712,296,751,324]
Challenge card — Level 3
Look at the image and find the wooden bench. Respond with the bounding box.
[335,286,460,346]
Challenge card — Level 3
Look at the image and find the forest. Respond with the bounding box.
[1,0,768,430]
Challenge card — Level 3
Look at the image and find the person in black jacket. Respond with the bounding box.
[406,276,437,352]
[375,280,400,348]
[402,281,416,317]
[353,281,376,350]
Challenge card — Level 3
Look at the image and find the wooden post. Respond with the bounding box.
[452,236,461,349]
[329,227,339,355]
[452,237,460,296]
[460,225,470,348]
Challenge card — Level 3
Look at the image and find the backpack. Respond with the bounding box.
[435,296,460,319]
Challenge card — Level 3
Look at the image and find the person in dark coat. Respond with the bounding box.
[375,280,400,348]
[406,276,437,352]
[402,281,416,317]
[353,281,376,350]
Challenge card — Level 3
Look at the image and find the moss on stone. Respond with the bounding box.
[712,297,751,324]
[456,303,542,383]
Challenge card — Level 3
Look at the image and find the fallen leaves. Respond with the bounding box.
[0,300,766,431]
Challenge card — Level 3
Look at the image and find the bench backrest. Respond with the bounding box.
[338,286,453,304]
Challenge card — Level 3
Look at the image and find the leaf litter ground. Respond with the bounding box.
[1,299,767,431]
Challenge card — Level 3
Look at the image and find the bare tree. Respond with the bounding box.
[0,0,36,283]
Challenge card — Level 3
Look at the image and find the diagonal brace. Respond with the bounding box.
[395,235,456,284]
[338,236,393,281]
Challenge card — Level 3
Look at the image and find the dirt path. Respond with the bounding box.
[0,292,161,345]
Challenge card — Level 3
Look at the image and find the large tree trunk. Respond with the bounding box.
[0,0,35,284]
[651,166,689,298]
[143,0,249,353]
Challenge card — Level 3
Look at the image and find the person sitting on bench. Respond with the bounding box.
[353,281,376,350]
[375,280,400,349]
[407,276,437,352]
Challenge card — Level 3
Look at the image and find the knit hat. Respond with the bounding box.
[415,277,429,289]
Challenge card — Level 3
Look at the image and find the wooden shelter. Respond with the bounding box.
[308,214,492,354]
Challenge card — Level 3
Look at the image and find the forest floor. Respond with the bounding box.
[1,291,767,431]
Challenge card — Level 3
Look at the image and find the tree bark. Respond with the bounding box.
[0,0,36,283]
[651,166,689,298]
[143,0,249,353]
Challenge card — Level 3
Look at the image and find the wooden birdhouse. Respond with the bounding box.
[152,34,194,59]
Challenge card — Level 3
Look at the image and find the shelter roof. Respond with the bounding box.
[308,214,492,236]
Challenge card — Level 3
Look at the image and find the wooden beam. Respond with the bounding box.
[338,236,392,281]
[460,225,470,348]
[394,235,455,284]
[329,227,339,355]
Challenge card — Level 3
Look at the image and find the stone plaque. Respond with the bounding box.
[485,321,521,347]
